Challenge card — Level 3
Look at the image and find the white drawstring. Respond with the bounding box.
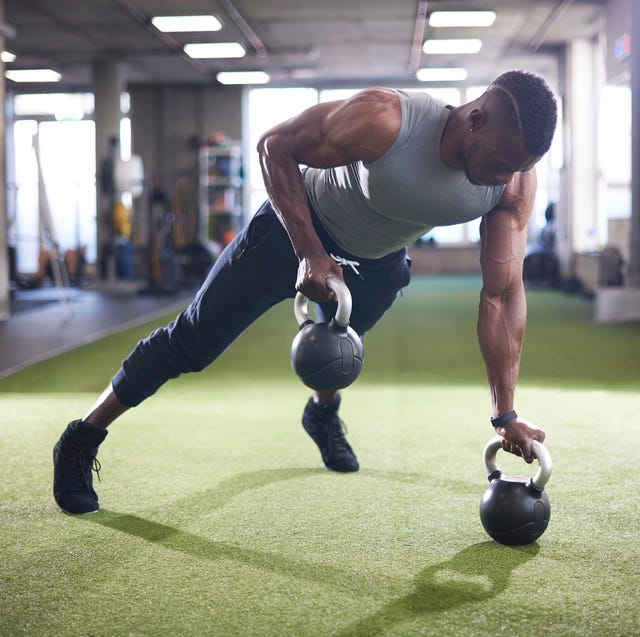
[330,253,361,277]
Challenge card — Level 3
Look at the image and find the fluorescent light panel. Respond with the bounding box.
[1,50,16,63]
[416,67,468,82]
[5,69,61,82]
[428,11,496,27]
[152,15,222,32]
[423,39,482,54]
[184,42,245,58]
[216,71,269,85]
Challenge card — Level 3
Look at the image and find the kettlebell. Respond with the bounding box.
[479,435,552,545]
[290,277,364,391]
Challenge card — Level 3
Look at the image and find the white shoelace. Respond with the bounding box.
[330,253,361,276]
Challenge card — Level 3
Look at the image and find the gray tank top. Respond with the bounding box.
[304,90,506,259]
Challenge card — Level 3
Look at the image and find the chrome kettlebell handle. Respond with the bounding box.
[483,435,552,491]
[294,277,352,328]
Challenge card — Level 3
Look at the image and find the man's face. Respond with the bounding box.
[461,126,539,187]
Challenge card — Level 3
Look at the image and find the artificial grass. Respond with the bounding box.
[1,275,638,394]
[1,275,639,637]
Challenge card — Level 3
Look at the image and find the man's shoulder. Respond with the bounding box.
[339,88,402,136]
[348,87,399,109]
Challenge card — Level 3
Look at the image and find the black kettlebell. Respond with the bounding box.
[479,435,552,545]
[290,277,363,391]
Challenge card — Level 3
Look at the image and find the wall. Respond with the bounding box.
[605,0,631,83]
[608,218,630,264]
[407,244,481,275]
[0,0,7,320]
[129,84,242,196]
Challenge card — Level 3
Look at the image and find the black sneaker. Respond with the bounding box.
[302,396,359,472]
[53,420,108,514]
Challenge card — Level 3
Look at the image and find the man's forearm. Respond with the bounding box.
[477,284,527,418]
[257,140,324,259]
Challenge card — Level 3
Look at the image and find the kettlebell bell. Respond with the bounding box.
[290,277,363,391]
[479,435,552,545]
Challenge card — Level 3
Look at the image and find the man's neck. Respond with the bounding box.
[439,106,466,169]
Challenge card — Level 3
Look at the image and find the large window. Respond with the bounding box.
[246,85,558,247]
[600,84,631,220]
[12,119,97,273]
[245,88,317,214]
[247,86,472,244]
[10,92,133,274]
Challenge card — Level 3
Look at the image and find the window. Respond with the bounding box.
[245,88,318,213]
[11,94,97,273]
[600,84,631,220]
[12,119,97,272]
[248,84,555,247]
[14,93,94,120]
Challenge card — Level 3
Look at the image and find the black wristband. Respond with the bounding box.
[490,410,517,427]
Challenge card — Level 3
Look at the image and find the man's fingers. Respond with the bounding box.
[501,439,535,463]
[501,440,520,456]
[296,279,334,303]
[517,442,534,464]
[499,421,547,465]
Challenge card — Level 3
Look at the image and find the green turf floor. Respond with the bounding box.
[1,275,639,637]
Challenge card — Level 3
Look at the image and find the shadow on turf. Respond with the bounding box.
[81,467,407,595]
[85,508,540,635]
[333,541,540,637]
[80,466,539,633]
[85,507,407,596]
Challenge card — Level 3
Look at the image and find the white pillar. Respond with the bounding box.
[565,39,603,254]
[628,0,640,285]
[0,0,8,320]
[595,0,640,321]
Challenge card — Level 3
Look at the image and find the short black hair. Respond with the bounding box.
[491,70,558,157]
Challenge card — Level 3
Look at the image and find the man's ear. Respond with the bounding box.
[468,108,483,132]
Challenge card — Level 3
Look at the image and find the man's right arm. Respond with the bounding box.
[256,88,400,302]
[477,170,546,462]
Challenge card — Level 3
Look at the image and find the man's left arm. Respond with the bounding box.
[477,169,546,462]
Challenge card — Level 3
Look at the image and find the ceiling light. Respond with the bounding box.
[184,42,245,59]
[216,71,270,85]
[416,67,468,82]
[428,11,496,28]
[5,69,61,83]
[290,68,317,80]
[1,50,16,63]
[423,39,482,54]
[151,15,222,32]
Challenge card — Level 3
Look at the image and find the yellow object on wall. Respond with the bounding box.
[113,201,132,238]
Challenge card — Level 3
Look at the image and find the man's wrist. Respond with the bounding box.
[490,410,517,428]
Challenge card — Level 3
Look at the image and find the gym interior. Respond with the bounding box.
[1,2,639,636]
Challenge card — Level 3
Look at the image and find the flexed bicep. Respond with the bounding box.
[258,87,401,170]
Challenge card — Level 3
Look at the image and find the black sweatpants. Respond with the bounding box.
[112,200,411,407]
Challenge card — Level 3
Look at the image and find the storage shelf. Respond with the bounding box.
[199,142,243,246]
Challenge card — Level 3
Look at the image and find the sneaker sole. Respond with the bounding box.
[57,506,99,515]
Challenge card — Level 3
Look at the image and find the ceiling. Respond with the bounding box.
[3,0,607,91]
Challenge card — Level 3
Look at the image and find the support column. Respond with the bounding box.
[595,0,640,321]
[93,61,124,282]
[566,39,602,254]
[555,48,572,278]
[628,0,640,286]
[0,0,8,320]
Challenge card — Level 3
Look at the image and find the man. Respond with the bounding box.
[53,70,557,515]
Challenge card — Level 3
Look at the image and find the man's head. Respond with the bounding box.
[458,70,557,186]
[490,70,558,157]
